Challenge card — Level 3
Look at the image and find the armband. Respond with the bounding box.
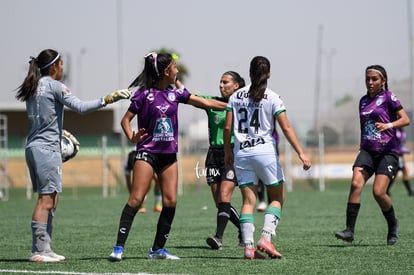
[386,123,393,129]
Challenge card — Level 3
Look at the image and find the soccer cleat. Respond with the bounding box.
[153,204,162,212]
[45,251,65,261]
[148,248,180,260]
[29,252,61,262]
[206,235,223,250]
[335,228,354,242]
[387,219,399,246]
[244,247,265,259]
[109,245,124,261]
[256,201,267,212]
[257,237,282,259]
[138,207,147,213]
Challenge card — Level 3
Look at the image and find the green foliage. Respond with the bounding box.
[154,47,189,83]
[0,181,413,274]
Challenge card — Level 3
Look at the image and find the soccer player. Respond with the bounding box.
[16,49,131,262]
[109,52,227,260]
[224,56,311,259]
[335,65,410,245]
[124,150,162,213]
[195,71,245,250]
[386,128,414,196]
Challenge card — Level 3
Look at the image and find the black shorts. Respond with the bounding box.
[353,149,398,180]
[126,150,137,171]
[205,147,237,185]
[136,151,177,174]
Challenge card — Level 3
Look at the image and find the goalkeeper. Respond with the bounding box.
[15,48,131,262]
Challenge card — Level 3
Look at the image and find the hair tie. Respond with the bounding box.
[29,56,37,65]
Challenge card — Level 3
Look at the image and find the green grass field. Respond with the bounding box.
[0,180,413,275]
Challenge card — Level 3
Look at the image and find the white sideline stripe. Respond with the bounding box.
[0,270,185,275]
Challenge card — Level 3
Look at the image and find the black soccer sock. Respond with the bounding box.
[403,180,414,195]
[382,205,397,230]
[116,204,138,247]
[152,206,175,251]
[215,202,231,239]
[257,182,265,202]
[229,204,241,231]
[346,203,360,232]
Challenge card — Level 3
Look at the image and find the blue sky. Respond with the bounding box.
[0,0,410,135]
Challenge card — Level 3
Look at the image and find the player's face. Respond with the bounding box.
[165,60,178,84]
[219,74,239,99]
[365,70,385,96]
[52,58,64,80]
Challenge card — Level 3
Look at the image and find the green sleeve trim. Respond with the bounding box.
[274,109,286,116]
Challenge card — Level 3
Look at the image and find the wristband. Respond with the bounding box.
[386,123,393,129]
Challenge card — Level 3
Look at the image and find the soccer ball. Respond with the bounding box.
[61,131,80,162]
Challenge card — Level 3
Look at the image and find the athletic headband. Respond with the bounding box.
[366,68,385,79]
[39,54,60,70]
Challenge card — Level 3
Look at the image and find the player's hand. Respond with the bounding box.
[63,129,80,150]
[224,151,234,167]
[130,128,148,143]
[103,89,131,104]
[300,153,311,170]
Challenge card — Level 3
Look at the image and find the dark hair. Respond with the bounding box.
[128,52,174,90]
[16,49,60,102]
[365,64,388,90]
[249,56,270,102]
[223,71,246,89]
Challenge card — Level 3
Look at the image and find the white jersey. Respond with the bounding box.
[226,84,286,158]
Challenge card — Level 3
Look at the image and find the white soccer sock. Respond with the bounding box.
[262,213,279,241]
[241,222,255,248]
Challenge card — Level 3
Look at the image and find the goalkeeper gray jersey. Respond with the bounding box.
[25,76,102,150]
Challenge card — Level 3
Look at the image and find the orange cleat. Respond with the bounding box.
[153,205,162,212]
[257,237,282,259]
[244,247,265,260]
[138,207,147,213]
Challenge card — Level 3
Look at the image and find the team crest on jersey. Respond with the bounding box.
[168,92,176,101]
[214,114,220,124]
[376,97,383,106]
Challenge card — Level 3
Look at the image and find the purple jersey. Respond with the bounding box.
[395,128,410,155]
[359,90,403,153]
[128,87,191,154]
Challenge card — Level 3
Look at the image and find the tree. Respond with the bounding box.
[154,47,189,83]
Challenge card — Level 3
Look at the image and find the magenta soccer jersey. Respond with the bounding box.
[128,87,191,154]
[359,90,403,153]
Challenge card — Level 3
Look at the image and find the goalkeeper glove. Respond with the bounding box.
[103,89,131,105]
[63,129,80,149]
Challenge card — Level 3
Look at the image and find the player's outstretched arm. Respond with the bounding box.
[187,94,227,110]
[102,89,131,105]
